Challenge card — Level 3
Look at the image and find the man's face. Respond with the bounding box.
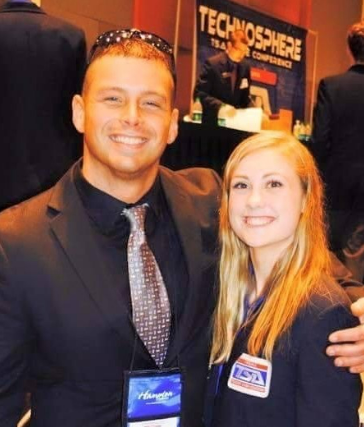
[72,55,178,197]
[227,40,248,62]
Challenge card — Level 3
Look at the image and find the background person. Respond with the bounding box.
[311,20,364,268]
[194,29,251,125]
[0,0,86,210]
[210,132,362,427]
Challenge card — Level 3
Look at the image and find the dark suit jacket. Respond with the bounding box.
[311,64,364,246]
[0,163,221,427]
[0,1,86,211]
[211,285,362,427]
[194,51,251,125]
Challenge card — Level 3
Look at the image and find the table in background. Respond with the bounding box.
[161,122,252,176]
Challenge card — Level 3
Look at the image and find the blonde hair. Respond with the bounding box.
[211,131,335,362]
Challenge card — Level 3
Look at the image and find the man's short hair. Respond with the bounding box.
[228,29,248,47]
[83,33,176,99]
[347,21,364,62]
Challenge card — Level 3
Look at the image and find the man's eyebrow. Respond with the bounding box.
[97,86,124,94]
[96,87,168,101]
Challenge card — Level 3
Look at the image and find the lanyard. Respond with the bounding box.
[213,294,265,396]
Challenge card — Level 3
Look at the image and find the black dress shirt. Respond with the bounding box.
[74,165,188,352]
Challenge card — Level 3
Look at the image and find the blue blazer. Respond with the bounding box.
[210,285,362,427]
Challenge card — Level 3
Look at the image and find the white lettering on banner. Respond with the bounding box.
[208,8,218,35]
[252,51,293,69]
[198,5,303,63]
[138,390,174,401]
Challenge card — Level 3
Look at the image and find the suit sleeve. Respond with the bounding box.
[194,60,224,116]
[330,251,364,300]
[0,242,30,425]
[296,303,362,427]
[311,79,332,167]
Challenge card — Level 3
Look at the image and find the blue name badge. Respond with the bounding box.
[123,368,183,427]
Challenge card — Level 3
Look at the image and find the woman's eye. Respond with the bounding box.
[232,182,247,189]
[267,180,282,188]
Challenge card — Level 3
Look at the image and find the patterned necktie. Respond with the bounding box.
[123,203,171,367]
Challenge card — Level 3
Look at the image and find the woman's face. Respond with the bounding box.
[228,148,305,258]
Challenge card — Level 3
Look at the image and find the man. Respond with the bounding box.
[0,0,86,210]
[194,29,251,125]
[0,28,363,427]
[311,21,364,259]
[0,29,221,426]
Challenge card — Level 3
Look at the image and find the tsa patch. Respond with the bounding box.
[228,353,272,398]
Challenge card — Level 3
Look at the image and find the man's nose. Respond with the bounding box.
[122,101,140,126]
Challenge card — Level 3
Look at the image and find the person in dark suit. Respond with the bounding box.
[0,0,86,211]
[0,28,221,427]
[311,21,364,256]
[194,29,251,125]
[209,132,362,427]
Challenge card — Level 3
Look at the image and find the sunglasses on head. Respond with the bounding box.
[88,28,175,66]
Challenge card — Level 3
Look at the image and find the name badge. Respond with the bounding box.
[227,353,272,398]
[122,368,183,427]
[240,78,249,89]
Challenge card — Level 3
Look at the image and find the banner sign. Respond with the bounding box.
[196,0,307,120]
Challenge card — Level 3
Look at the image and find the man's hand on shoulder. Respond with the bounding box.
[326,298,364,373]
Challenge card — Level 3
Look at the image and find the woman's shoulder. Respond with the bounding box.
[294,278,357,338]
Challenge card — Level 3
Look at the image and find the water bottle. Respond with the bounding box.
[293,120,301,139]
[304,123,312,143]
[191,97,203,123]
[217,104,227,127]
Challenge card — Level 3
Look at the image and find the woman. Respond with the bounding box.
[210,132,362,427]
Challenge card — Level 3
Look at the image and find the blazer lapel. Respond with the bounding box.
[47,166,138,346]
[218,53,232,91]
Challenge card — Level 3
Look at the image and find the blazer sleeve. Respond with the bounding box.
[311,79,332,167]
[0,242,30,424]
[295,303,362,427]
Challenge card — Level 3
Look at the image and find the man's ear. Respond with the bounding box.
[167,108,179,146]
[72,94,85,134]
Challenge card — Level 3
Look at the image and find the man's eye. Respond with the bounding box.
[105,96,120,102]
[143,100,162,109]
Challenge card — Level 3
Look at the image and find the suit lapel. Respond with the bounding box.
[159,168,208,362]
[218,53,232,92]
[47,166,138,347]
